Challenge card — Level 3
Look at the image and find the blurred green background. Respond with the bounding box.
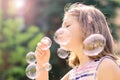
[0,0,120,80]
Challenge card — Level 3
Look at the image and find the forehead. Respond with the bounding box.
[63,13,78,24]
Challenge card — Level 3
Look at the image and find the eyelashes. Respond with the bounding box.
[65,25,70,28]
[62,23,71,28]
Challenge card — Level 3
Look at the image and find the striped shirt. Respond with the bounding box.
[69,56,119,80]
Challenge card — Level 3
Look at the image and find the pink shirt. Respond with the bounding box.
[69,56,119,80]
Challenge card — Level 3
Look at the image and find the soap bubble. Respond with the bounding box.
[83,34,106,56]
[26,52,36,64]
[54,28,71,45]
[26,63,36,80]
[40,37,52,50]
[57,48,70,59]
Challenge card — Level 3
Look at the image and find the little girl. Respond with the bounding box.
[35,3,120,80]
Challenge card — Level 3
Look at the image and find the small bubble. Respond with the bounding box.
[54,28,71,45]
[26,52,36,64]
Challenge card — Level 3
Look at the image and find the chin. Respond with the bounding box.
[60,42,74,51]
[60,46,72,51]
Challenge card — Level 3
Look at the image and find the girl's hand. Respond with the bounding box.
[35,42,50,80]
[35,42,50,66]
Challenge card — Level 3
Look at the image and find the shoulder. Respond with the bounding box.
[61,69,73,80]
[61,73,69,80]
[97,57,120,80]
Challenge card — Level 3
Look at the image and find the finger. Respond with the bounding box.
[37,42,42,47]
[36,43,49,52]
[36,46,46,55]
[37,42,50,51]
[35,50,43,58]
[36,42,50,56]
[35,50,41,55]
[36,46,42,53]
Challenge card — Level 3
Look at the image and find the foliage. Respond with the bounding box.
[0,16,44,80]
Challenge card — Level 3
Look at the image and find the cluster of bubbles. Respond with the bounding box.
[54,27,106,58]
[54,28,71,59]
[25,27,106,79]
[25,37,52,80]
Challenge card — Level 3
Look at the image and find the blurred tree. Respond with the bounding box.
[0,15,44,79]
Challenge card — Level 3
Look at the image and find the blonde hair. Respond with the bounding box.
[64,3,120,68]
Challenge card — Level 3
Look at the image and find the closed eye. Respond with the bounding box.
[65,25,70,28]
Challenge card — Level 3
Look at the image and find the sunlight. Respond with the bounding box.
[14,0,25,9]
[9,0,25,10]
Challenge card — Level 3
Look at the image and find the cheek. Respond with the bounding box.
[70,26,81,42]
[66,25,82,49]
[62,24,82,50]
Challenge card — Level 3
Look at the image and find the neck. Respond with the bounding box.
[72,45,92,66]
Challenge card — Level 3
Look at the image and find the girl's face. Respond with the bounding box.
[61,14,82,51]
